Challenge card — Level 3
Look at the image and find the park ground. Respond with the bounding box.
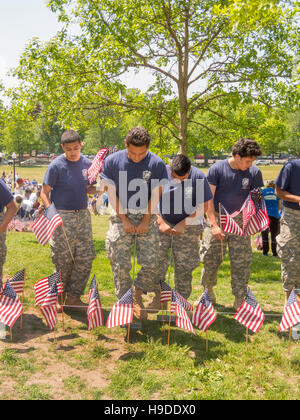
[0,164,299,400]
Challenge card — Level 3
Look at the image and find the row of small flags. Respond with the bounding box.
[1,270,300,337]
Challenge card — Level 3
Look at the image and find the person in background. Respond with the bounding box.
[261,181,281,257]
[275,159,300,301]
[0,180,17,288]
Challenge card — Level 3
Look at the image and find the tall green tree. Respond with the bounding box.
[11,0,298,155]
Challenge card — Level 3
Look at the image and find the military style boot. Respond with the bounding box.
[133,287,147,320]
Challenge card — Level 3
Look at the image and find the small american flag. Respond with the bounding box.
[34,272,63,305]
[106,288,133,328]
[243,189,269,237]
[160,281,172,303]
[192,289,216,332]
[280,289,300,332]
[170,291,195,334]
[173,291,193,312]
[87,276,104,330]
[219,204,243,236]
[0,281,23,328]
[31,203,63,246]
[9,269,25,294]
[40,282,58,330]
[88,148,109,184]
[234,289,265,333]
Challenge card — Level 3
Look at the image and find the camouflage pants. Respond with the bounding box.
[277,207,300,292]
[155,224,201,299]
[106,213,161,299]
[200,213,252,298]
[49,209,96,297]
[0,213,7,289]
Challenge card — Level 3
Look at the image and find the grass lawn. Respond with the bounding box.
[0,164,284,185]
[0,214,299,400]
[0,163,299,401]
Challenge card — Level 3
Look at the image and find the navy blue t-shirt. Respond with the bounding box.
[275,160,300,211]
[43,154,92,210]
[101,149,168,211]
[207,160,264,214]
[159,166,213,225]
[0,179,13,212]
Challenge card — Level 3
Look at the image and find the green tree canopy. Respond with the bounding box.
[9,0,299,155]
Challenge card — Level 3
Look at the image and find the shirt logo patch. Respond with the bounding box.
[142,170,152,182]
[82,169,88,181]
[242,178,249,189]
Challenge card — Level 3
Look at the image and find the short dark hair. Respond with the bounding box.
[232,138,262,158]
[125,127,151,148]
[61,130,81,145]
[171,154,191,176]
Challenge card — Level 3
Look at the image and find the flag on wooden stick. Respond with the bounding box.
[106,288,133,328]
[170,291,195,334]
[34,272,63,305]
[87,276,104,330]
[0,281,23,328]
[160,281,172,303]
[40,282,58,330]
[192,289,216,332]
[9,269,25,295]
[234,289,265,333]
[280,289,300,332]
[31,203,63,246]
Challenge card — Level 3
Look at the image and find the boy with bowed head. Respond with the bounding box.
[40,130,96,308]
[101,126,168,320]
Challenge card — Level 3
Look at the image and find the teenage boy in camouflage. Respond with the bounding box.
[40,130,96,308]
[153,154,220,310]
[101,127,168,320]
[200,138,263,310]
[275,159,300,301]
[0,180,17,288]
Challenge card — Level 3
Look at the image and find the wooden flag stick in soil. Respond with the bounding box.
[127,323,131,345]
[59,272,65,332]
[167,308,172,346]
[61,224,76,266]
[20,268,25,330]
[206,331,208,352]
[10,327,12,342]
[288,328,292,355]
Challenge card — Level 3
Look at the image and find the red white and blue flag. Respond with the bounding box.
[40,282,58,330]
[219,203,244,236]
[87,276,104,330]
[9,269,25,295]
[106,288,133,328]
[31,203,63,246]
[234,288,265,333]
[280,289,300,332]
[0,281,23,328]
[170,291,195,335]
[160,281,172,303]
[34,272,63,305]
[173,291,193,312]
[243,189,269,237]
[192,289,216,332]
[88,148,109,184]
